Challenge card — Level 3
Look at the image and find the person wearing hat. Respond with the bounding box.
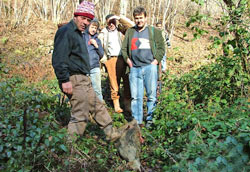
[99,14,134,114]
[52,1,127,141]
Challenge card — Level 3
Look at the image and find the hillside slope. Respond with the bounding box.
[0,18,215,82]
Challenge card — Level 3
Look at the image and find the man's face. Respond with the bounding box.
[89,24,97,36]
[74,16,91,32]
[134,13,147,29]
[107,19,116,31]
[156,24,162,29]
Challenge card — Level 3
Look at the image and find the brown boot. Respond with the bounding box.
[67,122,87,141]
[113,99,123,113]
[103,123,129,141]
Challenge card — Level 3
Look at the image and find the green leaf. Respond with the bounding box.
[212,131,220,138]
[17,145,22,151]
[45,139,50,146]
[59,144,68,152]
[189,130,196,141]
[7,151,12,157]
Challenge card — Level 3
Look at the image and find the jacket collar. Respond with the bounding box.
[69,19,78,31]
[134,24,148,32]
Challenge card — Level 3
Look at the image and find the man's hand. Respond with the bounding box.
[62,81,73,95]
[151,59,158,65]
[90,39,98,48]
[127,58,133,68]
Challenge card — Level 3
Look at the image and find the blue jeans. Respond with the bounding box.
[90,67,103,101]
[161,53,166,71]
[129,64,158,124]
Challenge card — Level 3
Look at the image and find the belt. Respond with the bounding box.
[108,55,118,58]
[70,72,90,76]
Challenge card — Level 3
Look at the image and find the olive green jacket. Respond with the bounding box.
[121,25,165,65]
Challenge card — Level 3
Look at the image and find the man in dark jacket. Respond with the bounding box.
[52,1,126,141]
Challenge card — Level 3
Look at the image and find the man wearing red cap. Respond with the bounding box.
[52,1,126,141]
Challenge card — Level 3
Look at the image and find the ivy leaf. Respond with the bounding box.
[189,130,196,141]
[212,131,221,138]
[59,144,68,152]
[7,151,12,157]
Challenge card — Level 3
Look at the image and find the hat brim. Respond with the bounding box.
[74,12,94,20]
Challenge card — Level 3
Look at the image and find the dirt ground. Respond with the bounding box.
[0,18,217,83]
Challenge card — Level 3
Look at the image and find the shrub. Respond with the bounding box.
[0,76,69,171]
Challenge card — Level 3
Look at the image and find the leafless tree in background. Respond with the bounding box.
[120,0,128,16]
[0,0,224,33]
[50,0,70,23]
[13,0,30,26]
[95,0,116,26]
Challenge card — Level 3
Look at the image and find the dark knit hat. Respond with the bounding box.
[74,1,95,19]
[105,14,114,21]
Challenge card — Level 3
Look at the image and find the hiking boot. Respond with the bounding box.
[113,99,123,113]
[103,123,129,141]
[68,121,87,136]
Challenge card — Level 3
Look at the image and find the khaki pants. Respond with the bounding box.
[105,56,131,101]
[65,74,112,136]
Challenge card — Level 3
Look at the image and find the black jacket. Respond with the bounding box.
[52,19,90,83]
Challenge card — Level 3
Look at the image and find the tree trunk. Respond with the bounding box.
[120,0,128,16]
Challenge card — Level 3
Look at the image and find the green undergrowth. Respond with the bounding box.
[0,74,70,171]
[1,54,249,171]
[0,68,128,171]
[143,57,250,171]
[1,0,249,169]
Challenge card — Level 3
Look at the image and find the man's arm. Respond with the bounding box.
[121,29,131,66]
[118,15,135,35]
[95,38,104,59]
[52,28,72,94]
[153,28,165,63]
[109,15,135,35]
[98,29,108,63]
[119,15,135,28]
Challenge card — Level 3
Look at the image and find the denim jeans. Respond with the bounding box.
[129,64,158,124]
[90,67,103,101]
[161,53,166,71]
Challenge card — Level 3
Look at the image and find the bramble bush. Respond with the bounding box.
[0,74,71,171]
[142,0,250,171]
[0,66,126,171]
[145,82,250,171]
